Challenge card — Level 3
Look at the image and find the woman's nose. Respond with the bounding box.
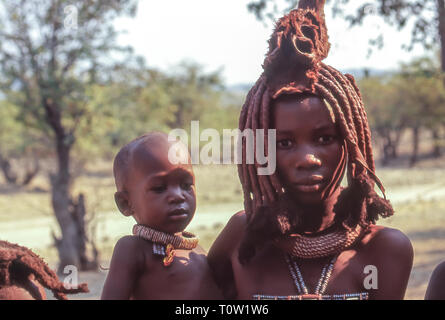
[294,148,321,170]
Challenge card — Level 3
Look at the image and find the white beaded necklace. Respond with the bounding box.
[285,254,337,297]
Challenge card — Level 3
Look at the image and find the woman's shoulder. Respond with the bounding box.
[208,210,247,259]
[227,210,248,230]
[360,225,413,262]
[363,225,411,246]
[217,210,248,244]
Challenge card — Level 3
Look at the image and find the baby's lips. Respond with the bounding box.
[167,207,189,217]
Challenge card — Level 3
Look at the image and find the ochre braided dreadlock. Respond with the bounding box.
[0,240,89,300]
[238,0,394,263]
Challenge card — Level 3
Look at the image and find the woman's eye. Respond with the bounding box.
[318,135,335,145]
[277,139,293,149]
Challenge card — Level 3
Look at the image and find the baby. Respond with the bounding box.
[101,132,222,299]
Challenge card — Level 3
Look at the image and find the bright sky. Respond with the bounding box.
[115,0,427,85]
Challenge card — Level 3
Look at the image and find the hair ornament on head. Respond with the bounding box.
[264,0,329,98]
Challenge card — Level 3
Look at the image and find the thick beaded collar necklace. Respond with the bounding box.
[132,224,199,267]
[274,224,364,259]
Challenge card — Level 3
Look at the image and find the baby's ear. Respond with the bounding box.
[114,191,133,216]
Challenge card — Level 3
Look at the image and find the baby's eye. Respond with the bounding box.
[277,139,293,149]
[151,185,167,193]
[181,182,194,191]
[317,135,336,145]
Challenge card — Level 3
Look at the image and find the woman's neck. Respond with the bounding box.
[297,187,341,234]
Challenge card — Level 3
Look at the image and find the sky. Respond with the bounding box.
[115,0,428,85]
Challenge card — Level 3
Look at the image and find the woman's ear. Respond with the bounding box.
[114,191,133,216]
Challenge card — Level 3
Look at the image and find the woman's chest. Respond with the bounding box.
[232,246,370,300]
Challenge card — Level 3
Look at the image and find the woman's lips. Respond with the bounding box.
[292,183,324,192]
[292,176,325,193]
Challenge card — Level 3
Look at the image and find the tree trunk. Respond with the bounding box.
[431,128,442,157]
[381,135,392,166]
[0,153,39,186]
[379,128,396,166]
[438,0,445,74]
[50,136,98,273]
[50,139,80,273]
[410,126,420,167]
[392,127,404,159]
[0,154,18,184]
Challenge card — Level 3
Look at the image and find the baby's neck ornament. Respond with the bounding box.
[132,224,199,267]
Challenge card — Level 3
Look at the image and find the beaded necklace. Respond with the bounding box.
[132,224,199,267]
[285,254,337,298]
[274,224,364,259]
[252,253,369,300]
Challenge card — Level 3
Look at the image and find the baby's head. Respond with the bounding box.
[113,132,196,234]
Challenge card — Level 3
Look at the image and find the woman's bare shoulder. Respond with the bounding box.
[360,225,413,262]
[208,210,247,259]
[227,210,248,231]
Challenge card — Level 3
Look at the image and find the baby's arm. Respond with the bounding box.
[101,236,144,300]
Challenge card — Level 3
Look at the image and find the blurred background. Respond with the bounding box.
[0,0,444,299]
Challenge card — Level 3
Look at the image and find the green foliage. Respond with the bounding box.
[0,99,46,158]
[69,61,240,163]
[361,56,445,131]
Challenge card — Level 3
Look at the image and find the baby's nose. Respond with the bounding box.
[167,186,186,203]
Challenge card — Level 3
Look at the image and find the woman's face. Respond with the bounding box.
[273,95,343,205]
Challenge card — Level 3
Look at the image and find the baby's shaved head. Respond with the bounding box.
[113,132,170,192]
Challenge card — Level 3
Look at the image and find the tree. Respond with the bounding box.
[395,57,445,164]
[0,100,41,186]
[359,76,407,165]
[247,0,445,73]
[0,0,137,272]
[163,62,224,129]
[80,61,226,156]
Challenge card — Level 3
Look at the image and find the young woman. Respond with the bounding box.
[208,0,413,300]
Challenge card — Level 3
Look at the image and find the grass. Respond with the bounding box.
[1,160,445,299]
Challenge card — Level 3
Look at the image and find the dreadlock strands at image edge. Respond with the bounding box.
[0,240,89,300]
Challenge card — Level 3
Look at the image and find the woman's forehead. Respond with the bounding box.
[273,95,337,130]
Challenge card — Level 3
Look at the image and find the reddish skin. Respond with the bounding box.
[425,261,445,299]
[208,96,413,300]
[101,137,222,299]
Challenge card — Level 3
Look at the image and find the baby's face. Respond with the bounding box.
[126,140,196,234]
